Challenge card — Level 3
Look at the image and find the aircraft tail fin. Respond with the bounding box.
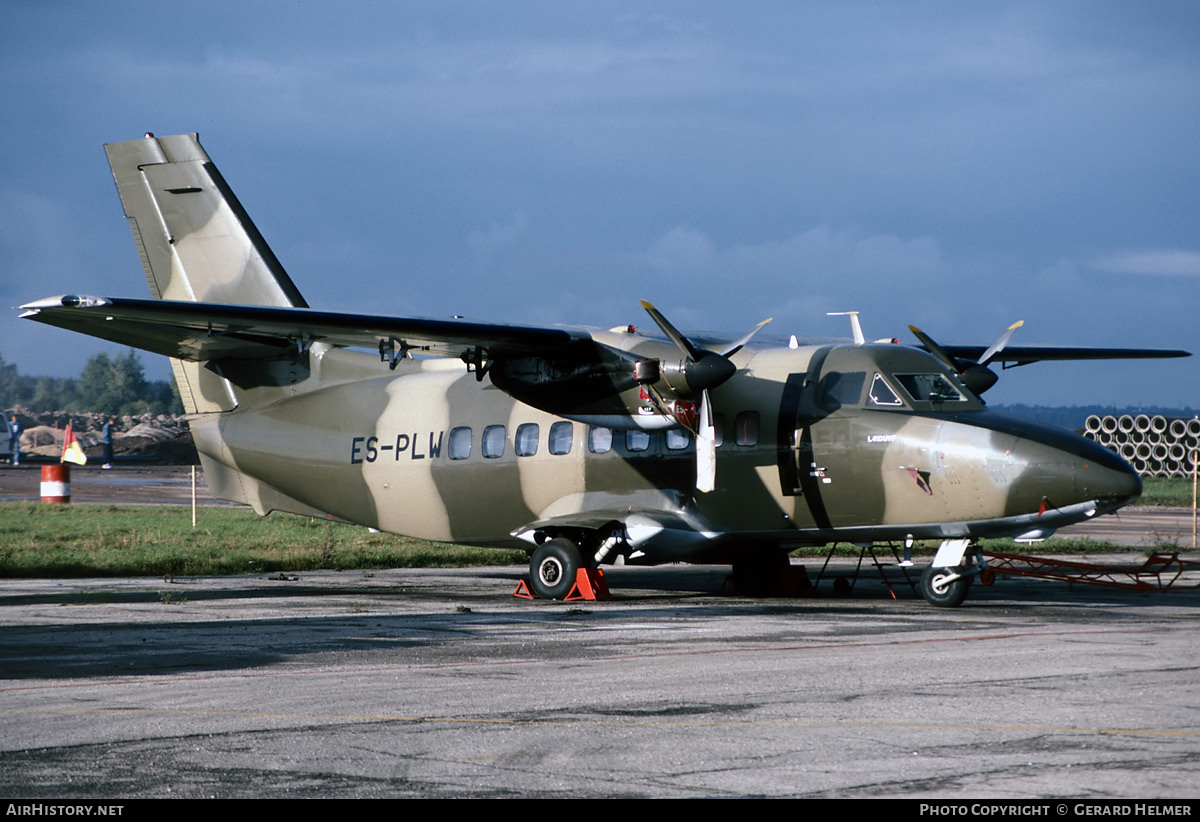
[105,133,308,412]
[105,133,307,308]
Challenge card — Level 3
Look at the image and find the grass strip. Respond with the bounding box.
[0,503,524,578]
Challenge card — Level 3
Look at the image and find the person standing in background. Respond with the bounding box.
[8,415,21,466]
[102,418,114,469]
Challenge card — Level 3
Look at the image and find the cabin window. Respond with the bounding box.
[448,426,472,460]
[867,373,904,408]
[588,426,613,454]
[482,424,506,458]
[734,411,760,446]
[515,423,539,456]
[896,373,968,404]
[713,413,725,447]
[666,428,691,450]
[625,430,651,452]
[548,421,573,455]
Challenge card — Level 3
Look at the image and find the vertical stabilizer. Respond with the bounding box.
[105,133,308,412]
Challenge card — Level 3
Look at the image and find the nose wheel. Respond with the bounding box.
[919,539,982,607]
[919,564,971,607]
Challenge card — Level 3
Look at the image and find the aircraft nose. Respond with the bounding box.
[1077,445,1142,514]
[1019,426,1142,514]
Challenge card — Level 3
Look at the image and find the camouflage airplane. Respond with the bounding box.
[19,133,1191,606]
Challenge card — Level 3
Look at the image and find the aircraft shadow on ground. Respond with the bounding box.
[3,565,1195,681]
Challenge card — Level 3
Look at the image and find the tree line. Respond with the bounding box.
[0,350,182,416]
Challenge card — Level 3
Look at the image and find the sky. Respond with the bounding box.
[1,1,1197,409]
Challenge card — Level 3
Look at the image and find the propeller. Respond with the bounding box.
[978,320,1024,366]
[639,301,771,493]
[908,320,1023,395]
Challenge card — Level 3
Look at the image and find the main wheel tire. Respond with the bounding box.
[919,564,970,608]
[529,538,583,600]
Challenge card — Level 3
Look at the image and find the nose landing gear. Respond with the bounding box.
[919,539,985,608]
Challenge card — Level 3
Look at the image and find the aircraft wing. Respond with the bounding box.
[18,295,582,362]
[939,344,1191,367]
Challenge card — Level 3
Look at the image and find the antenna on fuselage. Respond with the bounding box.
[828,311,865,345]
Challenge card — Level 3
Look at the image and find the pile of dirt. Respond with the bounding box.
[4,408,197,464]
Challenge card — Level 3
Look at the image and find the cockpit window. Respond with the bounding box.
[867,373,904,407]
[896,373,968,404]
[820,371,865,409]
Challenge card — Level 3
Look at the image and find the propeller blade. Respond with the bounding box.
[719,316,773,357]
[696,389,716,493]
[908,325,960,374]
[640,300,701,362]
[978,320,1024,366]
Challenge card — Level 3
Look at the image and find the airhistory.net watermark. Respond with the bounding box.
[5,806,124,817]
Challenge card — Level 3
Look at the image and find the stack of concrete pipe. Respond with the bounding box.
[1084,414,1200,478]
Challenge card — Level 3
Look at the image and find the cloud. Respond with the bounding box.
[624,222,957,342]
[1088,250,1200,277]
[640,225,717,273]
[467,213,530,263]
[635,223,943,285]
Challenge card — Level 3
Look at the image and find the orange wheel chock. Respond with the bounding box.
[513,567,611,601]
[565,567,610,601]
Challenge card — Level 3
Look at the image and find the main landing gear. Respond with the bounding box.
[529,538,583,600]
[919,539,986,607]
[520,537,610,601]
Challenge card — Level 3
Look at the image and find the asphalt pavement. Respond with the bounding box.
[1,465,1198,798]
[1,562,1198,798]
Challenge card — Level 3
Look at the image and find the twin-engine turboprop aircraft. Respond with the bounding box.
[19,134,1190,606]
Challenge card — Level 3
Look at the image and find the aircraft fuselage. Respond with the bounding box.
[190,336,1141,566]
